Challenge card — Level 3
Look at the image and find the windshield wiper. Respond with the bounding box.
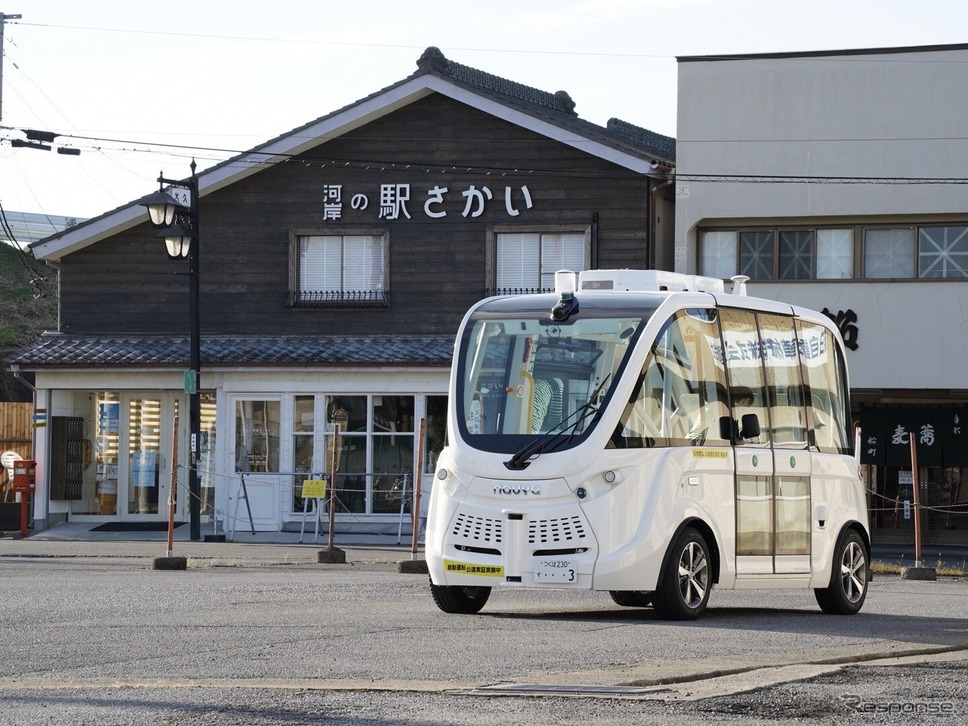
[504,375,611,470]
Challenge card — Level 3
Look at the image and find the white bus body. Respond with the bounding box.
[426,270,870,620]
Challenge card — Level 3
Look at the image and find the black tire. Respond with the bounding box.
[429,579,491,614]
[653,527,712,621]
[609,591,653,608]
[815,529,869,615]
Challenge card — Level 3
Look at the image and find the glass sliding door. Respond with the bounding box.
[331,396,367,513]
[371,395,414,513]
[73,392,201,522]
[231,398,283,531]
[127,398,162,515]
[94,393,121,516]
[199,392,216,516]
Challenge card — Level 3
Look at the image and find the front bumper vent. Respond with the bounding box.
[528,515,587,545]
[452,512,504,545]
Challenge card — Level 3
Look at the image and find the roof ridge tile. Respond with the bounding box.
[417,46,577,116]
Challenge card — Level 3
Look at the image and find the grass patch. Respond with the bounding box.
[871,560,902,575]
[871,559,967,577]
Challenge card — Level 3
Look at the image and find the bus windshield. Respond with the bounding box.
[456,295,657,453]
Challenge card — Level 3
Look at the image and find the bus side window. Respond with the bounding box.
[798,322,851,454]
[720,308,771,446]
[611,309,729,448]
[760,313,808,448]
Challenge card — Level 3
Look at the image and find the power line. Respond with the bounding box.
[8,124,968,185]
[11,20,670,60]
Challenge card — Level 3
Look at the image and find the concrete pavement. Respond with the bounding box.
[3,520,967,572]
[0,521,423,567]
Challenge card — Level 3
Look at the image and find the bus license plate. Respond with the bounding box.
[534,559,576,583]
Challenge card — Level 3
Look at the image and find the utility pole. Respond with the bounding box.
[0,12,23,123]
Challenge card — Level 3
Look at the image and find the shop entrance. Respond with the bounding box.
[859,406,968,546]
[91,393,180,520]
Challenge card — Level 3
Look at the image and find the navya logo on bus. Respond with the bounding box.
[493,484,542,495]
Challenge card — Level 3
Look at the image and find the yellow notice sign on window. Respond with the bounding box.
[301,478,327,498]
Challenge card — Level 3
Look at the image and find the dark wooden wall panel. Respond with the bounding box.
[59,94,654,337]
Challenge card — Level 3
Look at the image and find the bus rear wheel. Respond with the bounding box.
[653,527,711,620]
[429,580,491,614]
[815,529,868,615]
[609,591,653,607]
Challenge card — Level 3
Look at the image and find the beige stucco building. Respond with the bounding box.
[674,43,968,545]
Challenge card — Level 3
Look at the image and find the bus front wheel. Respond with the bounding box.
[815,529,868,615]
[429,579,491,614]
[653,527,711,620]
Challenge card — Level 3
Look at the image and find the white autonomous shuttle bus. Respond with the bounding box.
[426,269,870,620]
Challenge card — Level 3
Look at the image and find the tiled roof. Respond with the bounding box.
[8,334,455,369]
[413,46,675,163]
[416,47,578,116]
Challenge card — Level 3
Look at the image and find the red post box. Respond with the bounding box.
[12,460,36,493]
[12,459,35,536]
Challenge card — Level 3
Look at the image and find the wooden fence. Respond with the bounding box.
[1,402,33,459]
[1,402,33,501]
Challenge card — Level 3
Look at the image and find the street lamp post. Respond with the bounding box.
[141,161,202,541]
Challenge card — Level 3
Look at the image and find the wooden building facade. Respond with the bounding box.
[13,48,674,534]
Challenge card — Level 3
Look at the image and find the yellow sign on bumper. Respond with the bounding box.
[444,559,505,578]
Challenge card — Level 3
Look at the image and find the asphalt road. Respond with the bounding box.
[1,555,966,724]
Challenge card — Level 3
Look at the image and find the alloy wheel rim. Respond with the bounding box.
[678,541,708,608]
[841,541,867,603]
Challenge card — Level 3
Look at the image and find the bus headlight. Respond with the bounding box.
[603,470,617,484]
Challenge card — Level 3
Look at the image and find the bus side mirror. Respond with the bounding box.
[740,413,760,440]
[719,416,734,441]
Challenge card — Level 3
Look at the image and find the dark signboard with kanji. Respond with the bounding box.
[858,406,968,467]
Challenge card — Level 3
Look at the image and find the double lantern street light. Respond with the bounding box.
[140,161,202,541]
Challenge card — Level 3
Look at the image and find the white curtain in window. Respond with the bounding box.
[816,228,853,279]
[300,235,383,292]
[539,233,584,289]
[700,230,737,279]
[343,235,384,292]
[300,236,342,292]
[864,228,915,279]
[497,233,541,289]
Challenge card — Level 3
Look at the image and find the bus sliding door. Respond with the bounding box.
[723,309,811,576]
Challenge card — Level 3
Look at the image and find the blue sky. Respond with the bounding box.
[1,0,965,220]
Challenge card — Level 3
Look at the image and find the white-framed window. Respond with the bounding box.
[284,394,417,515]
[290,232,387,307]
[492,230,587,294]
